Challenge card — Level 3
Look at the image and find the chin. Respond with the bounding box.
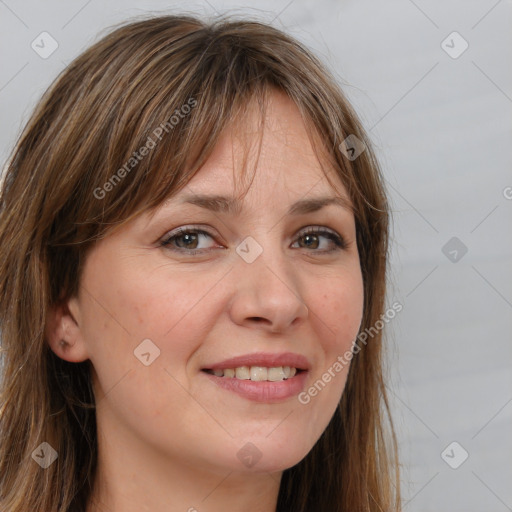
[223,433,315,475]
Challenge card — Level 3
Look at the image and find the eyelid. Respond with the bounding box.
[161,224,220,241]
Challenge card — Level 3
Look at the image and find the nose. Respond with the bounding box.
[227,245,309,334]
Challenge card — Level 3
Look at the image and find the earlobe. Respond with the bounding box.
[45,296,90,363]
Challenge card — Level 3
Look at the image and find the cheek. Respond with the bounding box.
[292,270,363,449]
[315,269,364,351]
[126,271,226,352]
[81,255,227,375]
[78,255,222,433]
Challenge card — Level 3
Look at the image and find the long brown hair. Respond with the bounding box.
[0,14,400,511]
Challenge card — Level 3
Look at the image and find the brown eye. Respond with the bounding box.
[161,227,218,255]
[293,227,347,253]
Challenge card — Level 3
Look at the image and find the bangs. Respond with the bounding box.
[52,16,361,245]
[105,78,271,229]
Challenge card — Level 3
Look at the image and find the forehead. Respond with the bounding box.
[166,91,351,212]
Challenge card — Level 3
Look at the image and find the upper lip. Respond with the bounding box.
[202,352,311,371]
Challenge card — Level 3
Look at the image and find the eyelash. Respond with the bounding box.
[160,225,347,256]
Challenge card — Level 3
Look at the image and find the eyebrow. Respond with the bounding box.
[179,194,353,216]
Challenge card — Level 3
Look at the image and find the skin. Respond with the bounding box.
[46,91,364,512]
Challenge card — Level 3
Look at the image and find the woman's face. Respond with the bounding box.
[59,91,364,476]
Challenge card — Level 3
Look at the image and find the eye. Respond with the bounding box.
[160,226,219,255]
[292,226,347,252]
[160,225,347,256]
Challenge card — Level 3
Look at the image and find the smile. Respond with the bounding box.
[203,366,298,381]
[201,352,310,402]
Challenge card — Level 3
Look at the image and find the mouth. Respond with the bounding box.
[200,352,310,402]
[202,366,304,382]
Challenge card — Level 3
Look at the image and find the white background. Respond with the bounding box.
[1,1,511,510]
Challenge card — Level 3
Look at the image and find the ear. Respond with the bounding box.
[45,296,90,363]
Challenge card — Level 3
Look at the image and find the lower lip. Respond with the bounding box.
[202,371,308,403]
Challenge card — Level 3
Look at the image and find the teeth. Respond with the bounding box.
[207,366,299,381]
[235,366,250,380]
[268,367,286,381]
[250,366,268,381]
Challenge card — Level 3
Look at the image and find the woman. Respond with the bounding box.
[0,14,400,512]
